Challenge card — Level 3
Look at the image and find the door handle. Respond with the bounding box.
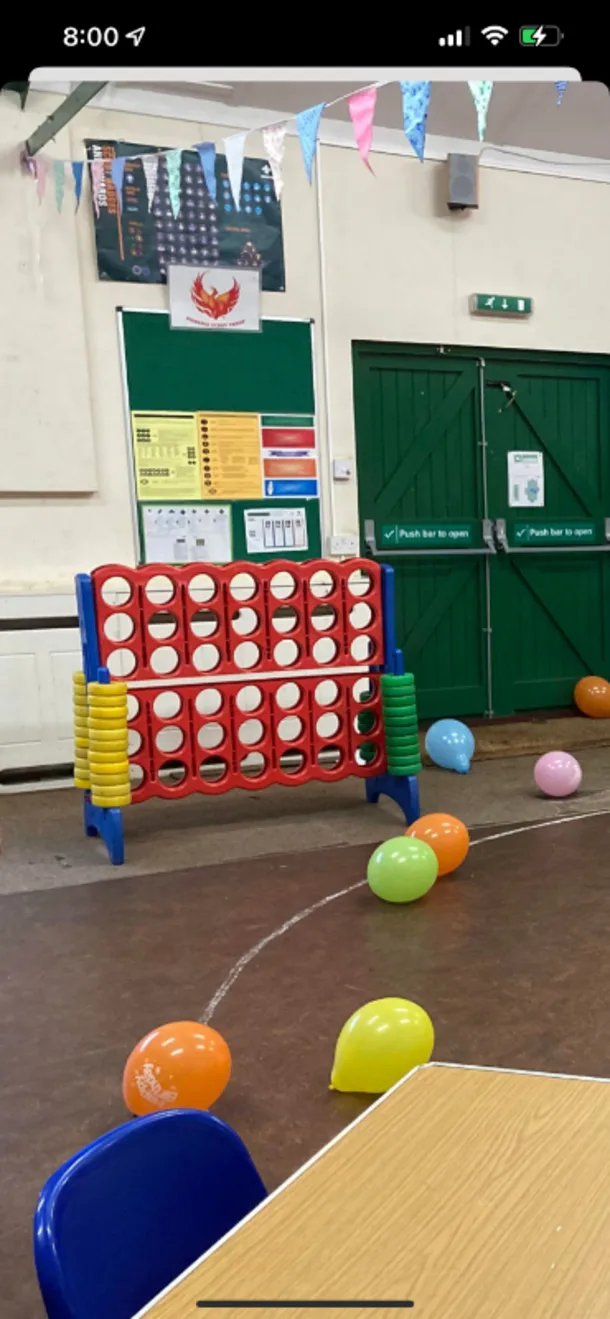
[364,520,495,558]
[494,519,509,551]
[492,518,610,554]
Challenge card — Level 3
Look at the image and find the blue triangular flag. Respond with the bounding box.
[400,81,431,161]
[196,142,217,201]
[555,80,568,105]
[71,160,84,209]
[110,156,126,210]
[296,102,326,183]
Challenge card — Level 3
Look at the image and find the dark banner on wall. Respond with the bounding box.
[85,140,286,292]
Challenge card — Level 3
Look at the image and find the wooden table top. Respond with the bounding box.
[138,1063,610,1319]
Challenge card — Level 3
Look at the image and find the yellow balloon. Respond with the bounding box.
[330,997,434,1095]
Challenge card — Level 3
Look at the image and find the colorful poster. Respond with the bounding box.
[141,505,232,563]
[197,413,262,499]
[261,422,318,496]
[131,412,201,499]
[244,507,308,554]
[508,451,545,508]
[168,264,261,332]
[86,141,285,292]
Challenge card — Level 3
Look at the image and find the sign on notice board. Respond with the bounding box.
[508,451,544,507]
[168,265,261,332]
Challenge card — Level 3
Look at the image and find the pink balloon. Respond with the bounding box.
[534,750,582,798]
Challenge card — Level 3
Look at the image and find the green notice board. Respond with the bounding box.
[120,311,321,564]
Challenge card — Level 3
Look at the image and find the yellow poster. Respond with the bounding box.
[131,412,201,499]
[197,412,263,500]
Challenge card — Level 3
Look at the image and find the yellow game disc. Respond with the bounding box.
[88,717,127,733]
[89,762,129,778]
[87,703,128,720]
[86,748,129,764]
[74,736,89,749]
[88,680,128,697]
[87,726,129,743]
[73,721,89,736]
[74,778,91,790]
[91,793,132,808]
[73,672,86,685]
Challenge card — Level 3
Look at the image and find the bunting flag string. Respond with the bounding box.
[400,81,431,161]
[468,81,494,142]
[20,80,568,214]
[296,102,326,183]
[348,86,377,171]
[262,123,287,199]
[224,132,248,209]
[165,148,183,218]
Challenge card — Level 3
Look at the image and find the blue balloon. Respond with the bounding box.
[425,719,475,774]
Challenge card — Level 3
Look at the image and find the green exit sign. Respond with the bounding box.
[470,294,533,317]
[510,520,598,546]
[381,522,474,548]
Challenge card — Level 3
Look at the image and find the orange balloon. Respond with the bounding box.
[122,1021,231,1117]
[406,813,469,877]
[574,676,610,719]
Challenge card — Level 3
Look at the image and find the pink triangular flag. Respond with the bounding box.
[90,158,105,216]
[348,86,377,172]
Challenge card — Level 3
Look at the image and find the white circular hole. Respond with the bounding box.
[104,613,135,643]
[155,725,184,754]
[270,571,296,601]
[193,643,221,673]
[315,679,339,707]
[188,573,217,605]
[199,756,228,783]
[158,760,187,787]
[145,574,175,606]
[274,638,299,668]
[127,694,140,722]
[190,608,219,638]
[238,718,264,746]
[148,610,178,641]
[234,641,261,670]
[351,635,375,662]
[128,728,142,755]
[197,722,225,750]
[350,601,373,629]
[272,605,299,634]
[195,688,222,716]
[279,748,306,775]
[236,685,263,714]
[309,569,335,599]
[316,711,340,738]
[277,715,303,742]
[239,751,266,779]
[107,648,137,678]
[353,676,376,703]
[129,763,144,789]
[313,636,338,665]
[311,604,336,633]
[230,572,257,602]
[153,690,182,720]
[150,645,180,675]
[276,682,302,711]
[100,575,132,607]
[318,744,343,770]
[231,607,259,637]
[348,568,373,598]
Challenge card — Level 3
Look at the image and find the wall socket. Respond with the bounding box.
[332,458,353,481]
[329,533,359,557]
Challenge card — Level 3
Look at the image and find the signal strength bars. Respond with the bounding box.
[438,27,470,46]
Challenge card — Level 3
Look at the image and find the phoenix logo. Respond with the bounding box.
[190,273,240,320]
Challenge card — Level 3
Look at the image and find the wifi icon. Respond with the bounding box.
[482,24,509,44]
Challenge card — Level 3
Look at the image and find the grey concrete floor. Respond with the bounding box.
[1,747,610,895]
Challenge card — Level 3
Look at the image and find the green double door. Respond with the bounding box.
[353,343,610,718]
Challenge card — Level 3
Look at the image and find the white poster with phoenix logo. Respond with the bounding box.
[168,265,261,332]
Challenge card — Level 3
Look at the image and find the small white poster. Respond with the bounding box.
[142,505,232,564]
[168,265,261,332]
[507,451,545,508]
[244,507,308,554]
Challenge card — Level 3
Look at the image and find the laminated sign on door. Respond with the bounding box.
[507,451,545,508]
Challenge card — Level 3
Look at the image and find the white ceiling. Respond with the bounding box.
[127,80,610,160]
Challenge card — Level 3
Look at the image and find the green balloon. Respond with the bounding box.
[367,836,438,903]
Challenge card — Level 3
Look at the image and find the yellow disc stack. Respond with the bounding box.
[73,671,90,789]
[87,680,132,808]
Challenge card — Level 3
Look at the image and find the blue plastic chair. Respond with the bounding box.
[34,1108,267,1319]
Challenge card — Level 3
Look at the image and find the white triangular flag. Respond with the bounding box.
[142,154,160,210]
[224,132,248,209]
[262,124,287,200]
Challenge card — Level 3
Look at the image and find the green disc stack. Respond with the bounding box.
[380,673,422,776]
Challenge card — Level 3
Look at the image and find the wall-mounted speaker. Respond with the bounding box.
[447,154,478,211]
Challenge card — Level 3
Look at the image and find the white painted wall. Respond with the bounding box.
[0,86,609,593]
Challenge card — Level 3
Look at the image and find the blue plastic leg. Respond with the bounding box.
[83,793,124,865]
[364,774,421,827]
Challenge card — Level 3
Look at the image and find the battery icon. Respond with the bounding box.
[520,24,564,45]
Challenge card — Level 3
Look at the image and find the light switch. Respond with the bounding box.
[332,458,353,481]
